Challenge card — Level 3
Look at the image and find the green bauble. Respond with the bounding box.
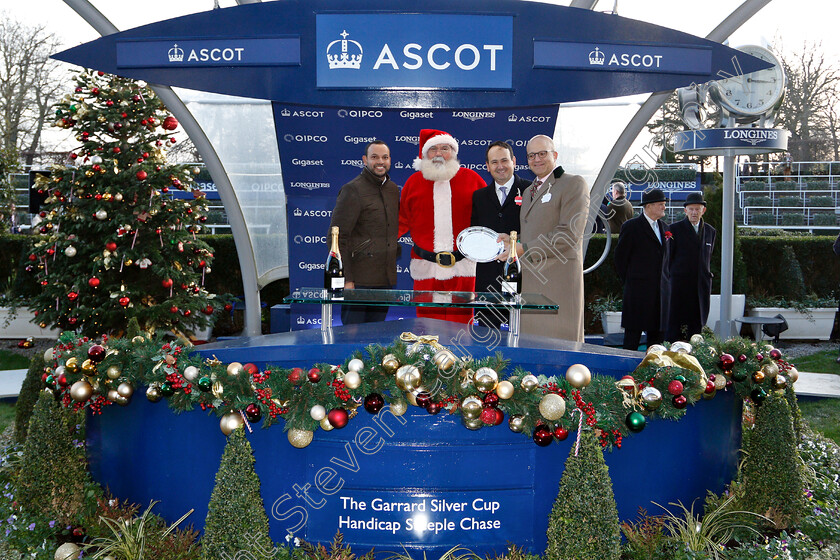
[160,382,175,397]
[625,411,646,433]
[198,376,212,392]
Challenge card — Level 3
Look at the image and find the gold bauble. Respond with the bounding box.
[640,386,663,410]
[212,381,225,399]
[689,334,704,345]
[44,347,54,362]
[752,370,765,383]
[461,396,483,419]
[117,381,134,398]
[114,193,123,202]
[496,380,515,399]
[538,393,566,421]
[288,428,314,448]
[390,399,408,417]
[702,388,716,400]
[69,380,93,402]
[347,358,364,373]
[508,414,525,433]
[131,335,145,344]
[786,367,799,383]
[462,416,483,430]
[106,365,122,380]
[55,542,81,560]
[762,362,779,379]
[713,374,727,391]
[220,412,244,436]
[565,364,592,389]
[65,357,80,373]
[771,374,788,391]
[396,364,421,391]
[520,374,539,392]
[343,370,361,390]
[320,418,334,431]
[81,358,96,375]
[226,362,245,377]
[107,388,129,406]
[432,349,457,372]
[473,367,499,392]
[146,384,162,403]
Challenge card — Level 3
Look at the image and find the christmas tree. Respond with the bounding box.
[28,69,224,337]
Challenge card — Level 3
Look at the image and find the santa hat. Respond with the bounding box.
[413,129,459,171]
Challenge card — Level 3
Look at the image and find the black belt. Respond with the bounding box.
[412,245,465,268]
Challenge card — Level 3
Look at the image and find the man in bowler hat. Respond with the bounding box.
[661,191,716,341]
[614,188,668,350]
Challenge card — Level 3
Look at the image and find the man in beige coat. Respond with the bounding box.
[499,135,588,342]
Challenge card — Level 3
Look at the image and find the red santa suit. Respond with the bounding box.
[398,129,484,323]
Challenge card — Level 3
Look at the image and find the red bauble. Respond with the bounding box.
[719,353,735,370]
[87,344,106,362]
[161,278,174,288]
[88,277,100,288]
[667,380,684,396]
[224,303,234,312]
[203,305,214,315]
[427,402,442,415]
[554,426,569,441]
[533,426,553,447]
[493,408,504,425]
[118,296,130,307]
[170,306,179,313]
[738,354,747,363]
[243,363,259,376]
[162,116,179,130]
[170,137,177,143]
[136,170,148,181]
[91,87,99,95]
[112,147,121,154]
[105,242,117,252]
[725,380,734,389]
[672,394,688,409]
[28,254,36,261]
[68,317,78,325]
[755,353,764,361]
[769,349,782,360]
[483,393,499,407]
[415,392,432,409]
[364,393,385,414]
[327,408,349,429]
[67,291,79,301]
[244,403,262,423]
[183,309,192,317]
[480,406,497,425]
[288,367,303,384]
[705,381,716,394]
[307,368,321,383]
[57,374,68,387]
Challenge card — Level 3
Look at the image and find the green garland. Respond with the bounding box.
[40,331,798,449]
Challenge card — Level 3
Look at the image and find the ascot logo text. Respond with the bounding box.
[280,109,325,118]
[168,43,245,63]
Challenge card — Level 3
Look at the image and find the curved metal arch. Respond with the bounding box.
[63,0,263,336]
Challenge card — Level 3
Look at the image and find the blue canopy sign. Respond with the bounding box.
[674,128,790,156]
[53,0,770,109]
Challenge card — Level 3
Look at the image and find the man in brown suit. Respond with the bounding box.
[499,135,589,342]
[606,181,634,234]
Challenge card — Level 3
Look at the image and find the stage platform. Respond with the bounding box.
[86,318,741,558]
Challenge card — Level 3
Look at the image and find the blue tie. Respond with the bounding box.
[498,186,507,205]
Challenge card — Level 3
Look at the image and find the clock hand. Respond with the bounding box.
[747,78,777,83]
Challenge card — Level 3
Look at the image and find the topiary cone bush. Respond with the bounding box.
[202,427,274,560]
[740,392,806,529]
[13,353,45,443]
[545,429,621,560]
[17,391,95,525]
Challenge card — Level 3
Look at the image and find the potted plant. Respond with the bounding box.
[588,295,623,334]
[746,295,838,340]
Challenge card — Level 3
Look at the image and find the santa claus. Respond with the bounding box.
[398,129,485,323]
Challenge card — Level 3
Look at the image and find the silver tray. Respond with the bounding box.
[456,226,504,263]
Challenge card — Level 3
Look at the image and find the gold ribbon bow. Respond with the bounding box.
[400,332,443,349]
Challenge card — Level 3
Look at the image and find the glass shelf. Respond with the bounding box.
[284,288,558,310]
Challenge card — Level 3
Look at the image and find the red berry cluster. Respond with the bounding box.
[599,428,623,449]
[199,402,215,410]
[572,390,597,427]
[330,379,352,402]
[252,370,270,384]
[541,381,567,398]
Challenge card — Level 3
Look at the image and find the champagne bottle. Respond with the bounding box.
[502,231,521,296]
[324,226,345,297]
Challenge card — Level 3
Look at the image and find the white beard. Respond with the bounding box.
[420,156,460,182]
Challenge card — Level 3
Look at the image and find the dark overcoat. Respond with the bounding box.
[660,218,716,339]
[470,175,531,293]
[614,213,666,332]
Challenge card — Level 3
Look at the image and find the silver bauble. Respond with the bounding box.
[508,414,525,433]
[310,404,327,421]
[220,412,244,435]
[183,365,200,381]
[461,396,483,420]
[520,374,539,392]
[640,386,663,410]
[343,370,361,389]
[565,364,591,389]
[347,358,364,373]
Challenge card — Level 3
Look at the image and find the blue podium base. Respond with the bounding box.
[86,318,740,557]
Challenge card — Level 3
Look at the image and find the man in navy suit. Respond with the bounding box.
[615,188,668,351]
[661,191,716,341]
[470,141,531,328]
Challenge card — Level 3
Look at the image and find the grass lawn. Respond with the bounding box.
[790,349,840,375]
[790,349,840,445]
[0,402,14,434]
[0,350,29,371]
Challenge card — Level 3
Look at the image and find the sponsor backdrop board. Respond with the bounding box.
[278,105,557,329]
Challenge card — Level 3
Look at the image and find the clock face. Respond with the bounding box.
[711,45,785,116]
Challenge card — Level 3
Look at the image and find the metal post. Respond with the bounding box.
[718,154,736,338]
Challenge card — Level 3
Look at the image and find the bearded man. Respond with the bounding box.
[398,129,485,323]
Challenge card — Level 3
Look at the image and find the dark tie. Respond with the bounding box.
[529,179,543,201]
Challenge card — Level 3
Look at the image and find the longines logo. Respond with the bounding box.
[293,234,327,244]
[291,158,324,167]
[337,109,383,118]
[723,128,779,146]
[280,109,325,118]
[507,114,552,123]
[452,111,495,121]
[283,134,329,143]
[289,182,331,190]
[400,110,434,120]
[291,208,333,218]
[394,135,420,145]
[341,159,364,167]
[168,43,244,63]
[327,30,363,69]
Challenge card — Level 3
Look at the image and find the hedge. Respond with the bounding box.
[746,196,772,207]
[779,196,803,207]
[808,196,834,207]
[741,181,767,191]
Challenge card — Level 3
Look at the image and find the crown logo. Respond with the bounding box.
[296,316,306,324]
[168,44,184,63]
[508,114,517,122]
[281,108,291,117]
[588,47,605,66]
[394,162,404,169]
[326,30,363,70]
[293,208,302,217]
